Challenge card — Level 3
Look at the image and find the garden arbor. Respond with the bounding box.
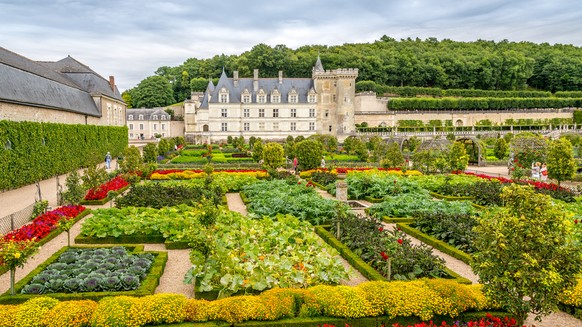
[455,137,485,166]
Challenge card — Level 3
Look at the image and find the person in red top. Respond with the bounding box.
[293,157,298,174]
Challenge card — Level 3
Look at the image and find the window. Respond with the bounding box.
[152,115,158,120]
[308,95,316,103]
[309,108,315,118]
[258,95,266,103]
[162,124,165,130]
[328,125,332,132]
[161,116,166,120]
[259,109,265,118]
[273,122,279,130]
[244,123,250,131]
[259,122,265,130]
[130,133,134,138]
[243,95,250,103]
[153,124,157,130]
[220,93,228,103]
[289,95,298,103]
[290,122,296,131]
[128,115,133,120]
[290,109,296,118]
[139,115,144,120]
[273,109,279,118]
[243,108,250,118]
[309,122,315,131]
[272,95,280,103]
[332,95,336,102]
[221,108,227,117]
[139,124,144,130]
[221,123,227,132]
[325,110,329,118]
[129,124,134,130]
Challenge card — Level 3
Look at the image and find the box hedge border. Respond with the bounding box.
[0,208,91,277]
[396,222,473,265]
[314,225,471,284]
[0,120,127,191]
[0,244,167,305]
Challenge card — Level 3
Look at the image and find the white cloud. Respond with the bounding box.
[1,0,582,91]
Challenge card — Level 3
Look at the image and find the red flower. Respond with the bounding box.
[380,252,389,260]
[378,227,384,232]
[397,239,403,244]
[575,219,579,224]
[84,176,129,200]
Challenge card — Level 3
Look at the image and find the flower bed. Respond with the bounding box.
[83,176,129,201]
[2,205,86,243]
[0,280,506,327]
[149,169,267,180]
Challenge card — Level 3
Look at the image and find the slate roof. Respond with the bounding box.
[0,47,122,117]
[126,108,170,121]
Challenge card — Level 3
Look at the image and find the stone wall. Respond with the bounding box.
[0,101,105,125]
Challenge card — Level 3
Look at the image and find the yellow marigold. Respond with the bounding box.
[404,170,422,176]
[259,288,304,320]
[0,305,19,327]
[130,294,187,325]
[370,280,442,321]
[212,295,265,323]
[423,279,486,317]
[309,285,375,318]
[184,298,212,322]
[14,297,59,327]
[561,278,582,307]
[92,296,140,327]
[42,300,97,327]
[149,173,170,180]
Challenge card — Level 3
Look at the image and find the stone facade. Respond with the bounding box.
[183,57,358,144]
[127,108,184,140]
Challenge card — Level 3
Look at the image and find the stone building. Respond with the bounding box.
[184,56,358,143]
[126,108,184,140]
[0,46,125,126]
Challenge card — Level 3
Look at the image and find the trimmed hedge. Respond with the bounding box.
[387,97,582,110]
[429,192,475,201]
[0,245,167,304]
[0,120,127,191]
[396,223,473,265]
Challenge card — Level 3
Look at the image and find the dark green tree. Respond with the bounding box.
[143,143,158,163]
[294,139,324,170]
[132,76,175,108]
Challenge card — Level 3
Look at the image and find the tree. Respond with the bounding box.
[494,137,509,159]
[448,142,469,171]
[261,142,285,169]
[547,138,576,185]
[294,139,324,170]
[143,143,158,163]
[380,142,404,168]
[354,141,369,162]
[342,135,360,154]
[190,77,210,92]
[158,139,171,156]
[132,76,175,108]
[471,184,581,325]
[120,146,143,174]
[251,139,264,161]
[121,90,133,108]
[58,170,85,205]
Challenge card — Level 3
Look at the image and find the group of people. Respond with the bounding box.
[291,156,326,174]
[531,161,548,181]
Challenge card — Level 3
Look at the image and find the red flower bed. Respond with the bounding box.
[335,167,402,174]
[322,314,522,327]
[3,205,86,242]
[84,176,129,200]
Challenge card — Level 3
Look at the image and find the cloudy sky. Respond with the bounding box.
[1,0,581,91]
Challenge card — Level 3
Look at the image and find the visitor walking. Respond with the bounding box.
[105,152,112,170]
[293,157,298,174]
[321,156,326,168]
[540,163,548,181]
[531,161,541,180]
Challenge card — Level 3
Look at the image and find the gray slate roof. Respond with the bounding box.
[0,47,122,117]
[126,108,170,120]
[200,69,314,108]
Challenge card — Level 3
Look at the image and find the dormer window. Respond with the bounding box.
[128,115,133,120]
[242,89,251,103]
[152,115,158,120]
[219,87,229,103]
[138,115,144,120]
[271,89,280,103]
[288,88,298,103]
[161,116,166,120]
[257,89,266,103]
[308,94,316,103]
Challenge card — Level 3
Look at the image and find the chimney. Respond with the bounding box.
[278,71,283,84]
[109,76,115,91]
[253,69,259,92]
[233,71,239,87]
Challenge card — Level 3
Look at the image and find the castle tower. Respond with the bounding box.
[312,55,358,138]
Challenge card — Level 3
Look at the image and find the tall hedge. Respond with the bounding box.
[0,120,128,190]
[388,97,582,110]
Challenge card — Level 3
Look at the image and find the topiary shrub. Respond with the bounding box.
[262,142,285,169]
[294,139,324,170]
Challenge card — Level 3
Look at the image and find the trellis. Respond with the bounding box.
[455,137,485,166]
[509,136,548,168]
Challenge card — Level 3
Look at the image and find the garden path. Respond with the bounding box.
[226,192,248,215]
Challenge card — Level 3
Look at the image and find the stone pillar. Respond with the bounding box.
[336,180,348,202]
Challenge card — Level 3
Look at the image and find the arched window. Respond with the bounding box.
[456,119,464,127]
[203,124,209,132]
[128,115,133,120]
[152,115,158,120]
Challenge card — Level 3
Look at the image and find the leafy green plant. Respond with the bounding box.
[413,212,478,253]
[59,171,85,206]
[367,193,476,218]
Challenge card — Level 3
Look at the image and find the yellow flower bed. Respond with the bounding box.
[560,278,582,307]
[150,170,268,180]
[1,281,492,326]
